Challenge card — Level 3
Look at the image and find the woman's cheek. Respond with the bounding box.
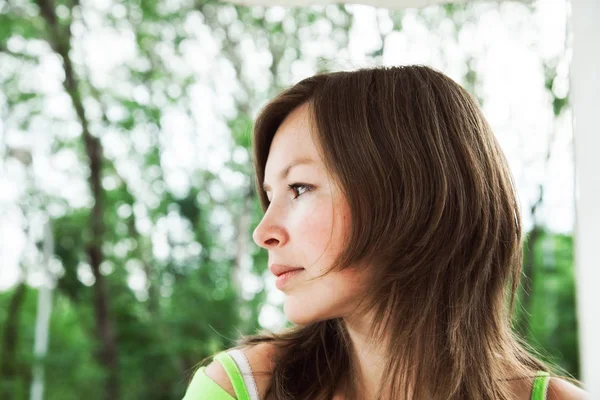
[297,199,336,254]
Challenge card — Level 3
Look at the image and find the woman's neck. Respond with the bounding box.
[342,312,388,399]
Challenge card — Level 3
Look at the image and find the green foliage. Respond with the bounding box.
[53,209,89,302]
[228,113,254,149]
[0,13,43,43]
[524,230,580,377]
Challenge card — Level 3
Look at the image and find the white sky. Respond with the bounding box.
[0,0,572,323]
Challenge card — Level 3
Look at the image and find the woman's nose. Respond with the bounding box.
[252,218,288,250]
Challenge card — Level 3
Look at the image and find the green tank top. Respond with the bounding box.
[183,351,257,400]
[182,352,552,400]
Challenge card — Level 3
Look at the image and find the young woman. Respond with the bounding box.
[183,65,587,399]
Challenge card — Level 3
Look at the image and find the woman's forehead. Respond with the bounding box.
[265,110,322,170]
[262,157,320,192]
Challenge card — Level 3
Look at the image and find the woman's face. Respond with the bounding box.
[252,103,368,326]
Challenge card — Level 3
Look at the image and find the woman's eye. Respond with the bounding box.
[265,184,313,203]
[288,183,312,199]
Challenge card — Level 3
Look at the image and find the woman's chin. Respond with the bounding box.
[283,298,335,326]
[283,299,318,326]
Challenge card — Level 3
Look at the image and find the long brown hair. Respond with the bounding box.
[233,65,555,399]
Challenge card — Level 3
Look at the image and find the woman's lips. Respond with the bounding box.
[269,263,304,277]
[275,269,305,290]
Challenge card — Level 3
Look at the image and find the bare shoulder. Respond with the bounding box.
[204,342,279,399]
[547,378,588,400]
[204,356,236,397]
[240,342,279,399]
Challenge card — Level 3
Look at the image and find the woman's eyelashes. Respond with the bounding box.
[288,183,313,199]
[265,183,314,204]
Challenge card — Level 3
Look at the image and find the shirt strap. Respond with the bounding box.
[531,371,551,400]
[214,352,252,400]
[228,349,260,400]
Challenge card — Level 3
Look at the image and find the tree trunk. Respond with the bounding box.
[35,0,119,398]
[30,221,55,400]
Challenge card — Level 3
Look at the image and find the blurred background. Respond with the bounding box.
[0,0,585,398]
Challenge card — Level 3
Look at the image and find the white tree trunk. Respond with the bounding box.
[30,220,54,400]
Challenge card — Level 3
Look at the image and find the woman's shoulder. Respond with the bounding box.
[202,349,588,400]
[507,374,587,400]
[204,342,278,399]
[546,377,588,400]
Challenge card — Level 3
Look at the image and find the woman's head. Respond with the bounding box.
[247,65,550,399]
[253,64,520,330]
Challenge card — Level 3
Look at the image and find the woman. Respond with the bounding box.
[183,65,587,399]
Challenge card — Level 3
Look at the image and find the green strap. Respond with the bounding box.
[531,371,550,400]
[214,352,251,400]
[182,367,235,400]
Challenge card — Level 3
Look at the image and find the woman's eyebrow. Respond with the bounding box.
[262,157,316,192]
